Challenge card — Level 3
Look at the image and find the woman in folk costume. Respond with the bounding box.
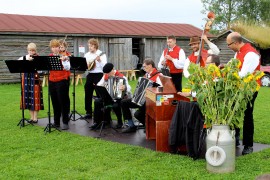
[18,43,44,123]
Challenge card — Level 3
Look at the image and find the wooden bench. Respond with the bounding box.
[42,74,83,87]
[70,74,83,86]
[119,70,139,81]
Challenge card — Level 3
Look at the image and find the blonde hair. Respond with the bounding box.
[49,39,60,48]
[27,43,37,51]
[88,38,99,49]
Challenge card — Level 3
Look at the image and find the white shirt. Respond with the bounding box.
[234,52,260,78]
[18,54,32,61]
[183,41,220,78]
[84,49,107,73]
[158,47,186,70]
[97,71,132,93]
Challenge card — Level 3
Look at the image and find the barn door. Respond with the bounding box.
[108,38,132,70]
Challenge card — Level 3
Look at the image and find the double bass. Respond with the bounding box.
[196,12,215,65]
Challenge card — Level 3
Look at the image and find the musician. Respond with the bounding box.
[59,39,72,56]
[18,43,44,123]
[121,58,162,133]
[158,35,186,91]
[48,39,71,130]
[226,32,260,155]
[84,38,107,119]
[90,63,131,130]
[183,35,220,78]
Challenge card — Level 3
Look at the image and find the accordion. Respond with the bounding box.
[132,77,153,106]
[105,76,126,99]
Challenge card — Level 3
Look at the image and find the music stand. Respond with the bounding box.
[33,56,63,134]
[5,60,36,128]
[94,85,115,136]
[69,57,88,122]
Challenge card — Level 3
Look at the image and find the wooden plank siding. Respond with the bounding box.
[0,34,74,83]
[0,34,214,83]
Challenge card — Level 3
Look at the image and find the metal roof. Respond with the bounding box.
[0,13,206,37]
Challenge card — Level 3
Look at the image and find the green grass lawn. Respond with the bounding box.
[0,80,270,179]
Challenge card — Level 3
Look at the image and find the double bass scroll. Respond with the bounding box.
[196,12,215,65]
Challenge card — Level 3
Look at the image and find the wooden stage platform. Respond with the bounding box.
[36,115,270,157]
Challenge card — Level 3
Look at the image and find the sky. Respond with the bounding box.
[1,0,206,28]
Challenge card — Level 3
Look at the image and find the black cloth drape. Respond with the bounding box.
[169,100,204,159]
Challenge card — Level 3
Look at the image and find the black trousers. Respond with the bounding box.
[170,72,182,92]
[94,98,123,124]
[121,98,146,125]
[235,91,258,147]
[84,73,103,115]
[49,79,70,125]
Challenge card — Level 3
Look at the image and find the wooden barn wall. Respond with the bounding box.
[0,34,135,83]
[212,33,261,65]
[0,34,74,83]
[2,33,236,83]
[212,35,236,64]
[74,37,132,70]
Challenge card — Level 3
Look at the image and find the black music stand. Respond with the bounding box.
[5,60,36,128]
[94,86,115,137]
[69,57,88,122]
[33,56,62,134]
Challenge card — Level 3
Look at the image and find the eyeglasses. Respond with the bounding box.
[227,41,235,46]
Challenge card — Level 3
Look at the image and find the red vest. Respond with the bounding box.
[104,70,124,81]
[144,68,160,82]
[188,49,208,67]
[236,43,261,85]
[48,53,71,82]
[163,46,183,73]
[236,43,260,71]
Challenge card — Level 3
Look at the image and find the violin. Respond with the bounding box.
[196,12,215,65]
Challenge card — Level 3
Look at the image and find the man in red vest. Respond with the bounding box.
[121,58,162,133]
[158,35,186,92]
[183,35,220,78]
[227,32,260,155]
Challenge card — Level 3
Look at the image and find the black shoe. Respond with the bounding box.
[52,123,60,128]
[242,146,253,155]
[83,114,92,119]
[122,126,136,133]
[89,123,99,130]
[113,123,123,129]
[32,120,38,123]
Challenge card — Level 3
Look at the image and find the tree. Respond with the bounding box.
[201,0,240,31]
[201,0,270,32]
